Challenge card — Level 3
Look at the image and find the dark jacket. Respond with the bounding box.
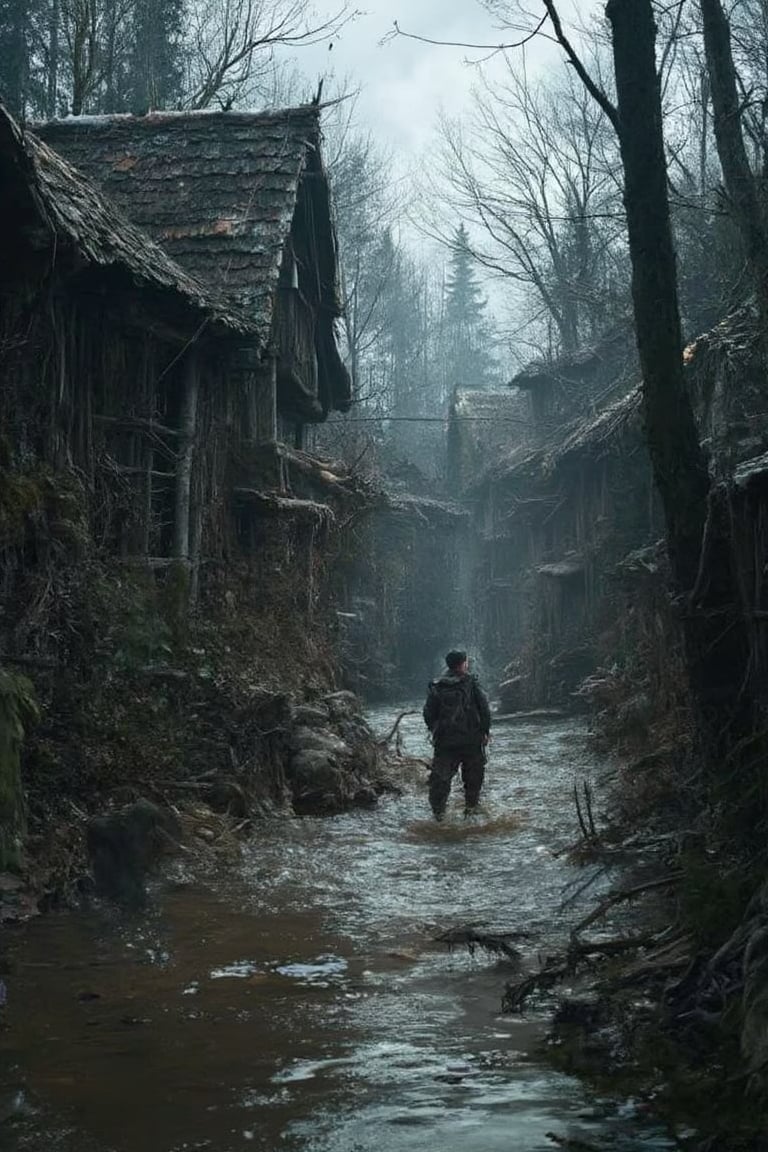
[423,671,491,748]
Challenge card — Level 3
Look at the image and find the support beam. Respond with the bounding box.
[173,354,199,560]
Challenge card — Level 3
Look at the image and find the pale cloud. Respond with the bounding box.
[297,1,594,157]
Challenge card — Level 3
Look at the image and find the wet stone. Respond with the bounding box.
[86,799,181,907]
[290,727,351,758]
[352,786,378,808]
[288,750,345,793]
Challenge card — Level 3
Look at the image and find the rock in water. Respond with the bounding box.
[86,799,181,906]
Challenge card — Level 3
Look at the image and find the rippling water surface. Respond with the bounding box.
[0,709,674,1151]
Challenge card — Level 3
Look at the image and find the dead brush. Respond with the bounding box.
[435,922,531,963]
[572,779,601,858]
[176,804,247,865]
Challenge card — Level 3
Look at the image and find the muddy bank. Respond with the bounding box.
[2,689,395,924]
[0,711,675,1152]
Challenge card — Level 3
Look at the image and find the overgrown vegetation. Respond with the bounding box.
[0,669,38,871]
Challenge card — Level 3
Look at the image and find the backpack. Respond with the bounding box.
[429,676,481,747]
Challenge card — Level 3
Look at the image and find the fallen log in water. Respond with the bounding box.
[570,872,683,941]
[435,923,532,960]
[503,928,676,1012]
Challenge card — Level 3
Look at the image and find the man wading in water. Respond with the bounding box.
[423,651,491,820]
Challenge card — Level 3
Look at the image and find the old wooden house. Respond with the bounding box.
[1,100,355,651]
[465,306,768,714]
[1,103,256,567]
[469,387,654,708]
[446,343,649,707]
[39,106,351,449]
[510,329,633,432]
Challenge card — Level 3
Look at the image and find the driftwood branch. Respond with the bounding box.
[574,779,598,841]
[435,923,532,960]
[377,709,418,745]
[233,489,336,524]
[504,931,666,1012]
[571,873,683,940]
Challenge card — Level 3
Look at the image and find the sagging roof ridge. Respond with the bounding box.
[36,103,321,131]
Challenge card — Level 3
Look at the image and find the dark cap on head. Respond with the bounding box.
[445,649,467,670]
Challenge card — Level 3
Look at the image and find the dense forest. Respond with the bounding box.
[3,1,768,1150]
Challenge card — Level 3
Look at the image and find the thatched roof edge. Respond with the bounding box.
[547,387,642,468]
[0,103,255,337]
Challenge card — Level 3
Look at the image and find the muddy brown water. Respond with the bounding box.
[0,710,675,1151]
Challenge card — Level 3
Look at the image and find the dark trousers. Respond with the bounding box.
[428,744,486,816]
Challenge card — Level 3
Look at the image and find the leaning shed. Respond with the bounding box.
[38,104,351,447]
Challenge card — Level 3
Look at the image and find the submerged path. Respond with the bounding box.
[0,711,673,1151]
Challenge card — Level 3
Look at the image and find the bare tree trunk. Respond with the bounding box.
[47,0,60,119]
[606,0,754,762]
[607,0,709,589]
[5,1,29,117]
[68,0,98,115]
[699,68,710,200]
[173,354,199,560]
[103,2,118,112]
[700,0,768,328]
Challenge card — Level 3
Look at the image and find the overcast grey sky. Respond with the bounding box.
[299,1,593,158]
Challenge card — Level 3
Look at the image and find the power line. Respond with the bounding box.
[325,414,551,427]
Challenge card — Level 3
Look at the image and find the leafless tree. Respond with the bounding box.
[61,0,102,114]
[428,60,625,356]
[182,0,353,110]
[323,96,405,404]
[700,0,768,328]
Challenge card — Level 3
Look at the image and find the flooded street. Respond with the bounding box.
[0,711,673,1152]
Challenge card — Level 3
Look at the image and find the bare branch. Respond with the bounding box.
[382,13,547,57]
[542,0,620,131]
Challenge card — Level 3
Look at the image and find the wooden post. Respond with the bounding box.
[266,354,277,443]
[173,353,199,560]
[245,354,278,444]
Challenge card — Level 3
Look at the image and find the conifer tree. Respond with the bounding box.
[128,0,184,114]
[444,224,496,391]
[0,0,32,116]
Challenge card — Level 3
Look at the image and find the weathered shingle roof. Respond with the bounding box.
[38,106,334,337]
[548,387,642,469]
[0,104,254,336]
[467,386,641,499]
